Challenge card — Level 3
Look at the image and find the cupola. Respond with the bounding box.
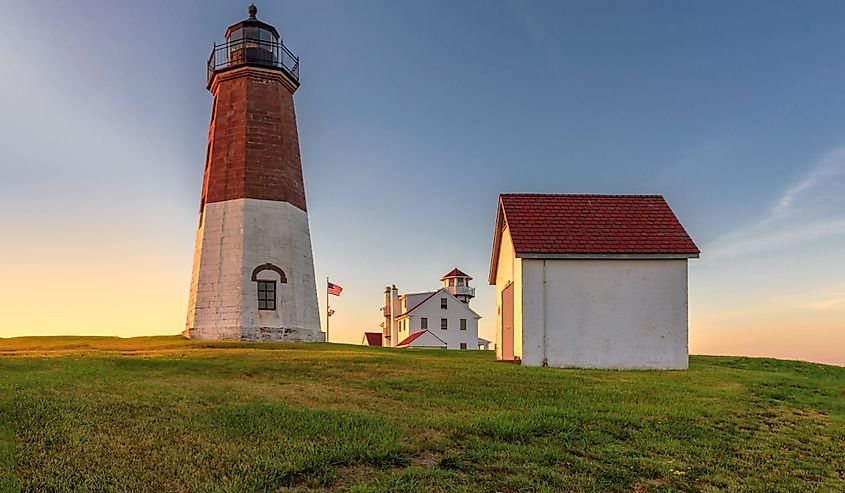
[441,268,475,305]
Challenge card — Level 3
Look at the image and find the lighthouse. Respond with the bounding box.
[185,6,323,342]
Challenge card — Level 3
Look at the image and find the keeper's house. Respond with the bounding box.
[489,194,700,370]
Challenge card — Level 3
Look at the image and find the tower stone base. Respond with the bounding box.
[185,198,323,342]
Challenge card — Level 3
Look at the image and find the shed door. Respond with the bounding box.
[501,282,514,360]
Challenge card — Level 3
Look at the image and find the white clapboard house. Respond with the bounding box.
[379,269,482,350]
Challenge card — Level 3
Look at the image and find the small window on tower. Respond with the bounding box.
[421,317,428,330]
[257,280,276,310]
[457,278,464,286]
[441,298,447,309]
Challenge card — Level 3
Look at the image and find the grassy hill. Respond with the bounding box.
[0,337,843,492]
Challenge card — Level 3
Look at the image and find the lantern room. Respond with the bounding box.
[207,5,300,87]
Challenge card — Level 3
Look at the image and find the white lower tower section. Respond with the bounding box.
[185,198,323,341]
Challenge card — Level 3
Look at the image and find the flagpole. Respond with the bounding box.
[326,276,330,343]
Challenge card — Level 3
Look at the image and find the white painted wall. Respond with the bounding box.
[186,198,323,342]
[519,259,689,369]
[391,290,480,350]
[494,226,523,359]
[185,199,245,340]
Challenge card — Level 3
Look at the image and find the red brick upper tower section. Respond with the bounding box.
[200,6,307,211]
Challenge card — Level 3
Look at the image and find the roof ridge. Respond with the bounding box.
[394,289,444,318]
[500,193,665,198]
[402,290,437,297]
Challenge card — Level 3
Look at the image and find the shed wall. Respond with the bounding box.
[520,258,689,369]
[494,226,524,360]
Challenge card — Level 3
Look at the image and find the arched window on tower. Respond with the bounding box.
[257,280,276,310]
[251,263,287,311]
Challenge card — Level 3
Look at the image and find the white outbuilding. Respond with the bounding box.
[489,194,700,370]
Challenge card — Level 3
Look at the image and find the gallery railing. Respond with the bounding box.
[207,38,300,83]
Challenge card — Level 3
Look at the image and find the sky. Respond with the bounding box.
[0,0,843,366]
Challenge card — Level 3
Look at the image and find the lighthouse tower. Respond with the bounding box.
[185,6,323,342]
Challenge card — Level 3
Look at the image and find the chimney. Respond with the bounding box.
[390,285,399,347]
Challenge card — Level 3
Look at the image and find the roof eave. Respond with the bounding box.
[488,197,506,285]
[395,289,446,318]
[516,252,700,260]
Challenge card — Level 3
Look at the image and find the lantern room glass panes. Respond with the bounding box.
[227,25,278,66]
[229,26,277,43]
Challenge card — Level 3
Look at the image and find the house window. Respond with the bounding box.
[421,317,428,330]
[257,280,276,310]
[441,318,447,330]
[457,278,464,286]
[460,318,467,330]
[460,343,467,350]
[441,298,447,309]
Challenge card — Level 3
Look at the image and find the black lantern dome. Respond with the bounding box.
[225,4,280,43]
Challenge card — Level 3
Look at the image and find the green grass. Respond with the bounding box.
[0,337,843,492]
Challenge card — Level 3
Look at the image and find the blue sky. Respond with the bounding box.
[1,1,843,365]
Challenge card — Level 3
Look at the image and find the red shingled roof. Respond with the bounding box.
[499,194,699,256]
[441,268,472,280]
[396,330,428,347]
[363,332,382,346]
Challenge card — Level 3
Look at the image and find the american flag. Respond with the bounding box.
[327,281,343,296]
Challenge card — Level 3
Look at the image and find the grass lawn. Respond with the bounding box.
[0,336,843,492]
